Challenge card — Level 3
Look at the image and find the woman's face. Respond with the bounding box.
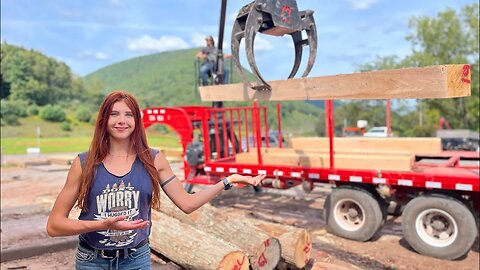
[107,100,135,140]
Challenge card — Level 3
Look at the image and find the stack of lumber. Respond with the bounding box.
[150,193,312,269]
[235,137,442,171]
[288,137,442,153]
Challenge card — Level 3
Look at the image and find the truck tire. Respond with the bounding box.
[401,195,477,260]
[323,187,385,242]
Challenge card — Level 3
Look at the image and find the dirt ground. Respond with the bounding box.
[1,155,479,270]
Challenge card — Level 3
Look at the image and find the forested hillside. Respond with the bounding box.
[83,48,324,135]
[0,44,323,136]
[1,43,96,130]
[85,48,203,107]
[1,43,85,105]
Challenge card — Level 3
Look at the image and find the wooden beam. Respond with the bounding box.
[199,64,471,101]
[235,152,414,171]
[287,137,442,153]
[251,147,424,157]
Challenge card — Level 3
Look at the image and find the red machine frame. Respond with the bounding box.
[142,101,480,209]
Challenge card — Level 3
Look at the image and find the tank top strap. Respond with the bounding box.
[149,148,159,159]
[78,151,89,169]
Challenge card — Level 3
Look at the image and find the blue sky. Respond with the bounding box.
[1,0,476,81]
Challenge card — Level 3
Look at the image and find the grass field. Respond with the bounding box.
[1,116,181,155]
[0,134,180,155]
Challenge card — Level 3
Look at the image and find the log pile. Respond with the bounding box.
[150,211,250,269]
[149,193,312,269]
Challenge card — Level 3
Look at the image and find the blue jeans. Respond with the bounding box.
[75,242,151,270]
[200,62,229,85]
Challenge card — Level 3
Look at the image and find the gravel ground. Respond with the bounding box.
[1,154,479,269]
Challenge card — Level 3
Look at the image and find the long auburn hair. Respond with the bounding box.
[77,90,161,211]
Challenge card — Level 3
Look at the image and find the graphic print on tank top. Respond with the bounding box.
[94,178,140,247]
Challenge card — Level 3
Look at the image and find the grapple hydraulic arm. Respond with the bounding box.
[231,0,317,90]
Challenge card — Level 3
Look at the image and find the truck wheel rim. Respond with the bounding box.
[333,199,365,231]
[415,208,458,248]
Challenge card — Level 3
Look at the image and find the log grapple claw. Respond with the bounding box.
[231,0,317,90]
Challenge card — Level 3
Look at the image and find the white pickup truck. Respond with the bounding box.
[363,126,394,137]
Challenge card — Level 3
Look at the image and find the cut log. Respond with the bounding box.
[287,137,442,154]
[199,64,471,101]
[159,194,281,270]
[150,210,249,270]
[235,152,414,171]
[252,221,312,268]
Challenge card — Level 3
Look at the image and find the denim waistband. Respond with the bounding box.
[78,238,149,259]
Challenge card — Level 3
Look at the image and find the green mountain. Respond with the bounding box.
[84,48,207,107]
[84,48,323,135]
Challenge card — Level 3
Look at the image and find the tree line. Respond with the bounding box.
[0,42,103,127]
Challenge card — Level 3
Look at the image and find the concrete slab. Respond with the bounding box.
[30,164,70,172]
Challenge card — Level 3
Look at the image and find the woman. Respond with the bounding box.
[46,90,265,269]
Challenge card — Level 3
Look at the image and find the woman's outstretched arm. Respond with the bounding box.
[155,152,265,214]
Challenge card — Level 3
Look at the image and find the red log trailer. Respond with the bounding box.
[142,101,479,260]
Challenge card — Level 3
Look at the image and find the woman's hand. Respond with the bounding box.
[102,216,149,231]
[228,173,266,187]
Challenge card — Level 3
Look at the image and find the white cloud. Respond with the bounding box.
[345,0,379,10]
[78,50,109,60]
[191,32,208,47]
[126,35,189,53]
[238,35,275,55]
[190,32,232,53]
[253,35,274,51]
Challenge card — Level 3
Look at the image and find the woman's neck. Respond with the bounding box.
[108,137,135,156]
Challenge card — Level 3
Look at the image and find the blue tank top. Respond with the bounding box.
[78,149,158,249]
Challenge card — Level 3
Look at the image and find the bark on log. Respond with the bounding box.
[159,194,281,270]
[252,221,312,268]
[150,210,249,270]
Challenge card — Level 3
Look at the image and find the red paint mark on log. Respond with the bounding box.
[232,256,246,270]
[303,235,311,253]
[263,239,270,247]
[461,65,471,83]
[258,253,268,267]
